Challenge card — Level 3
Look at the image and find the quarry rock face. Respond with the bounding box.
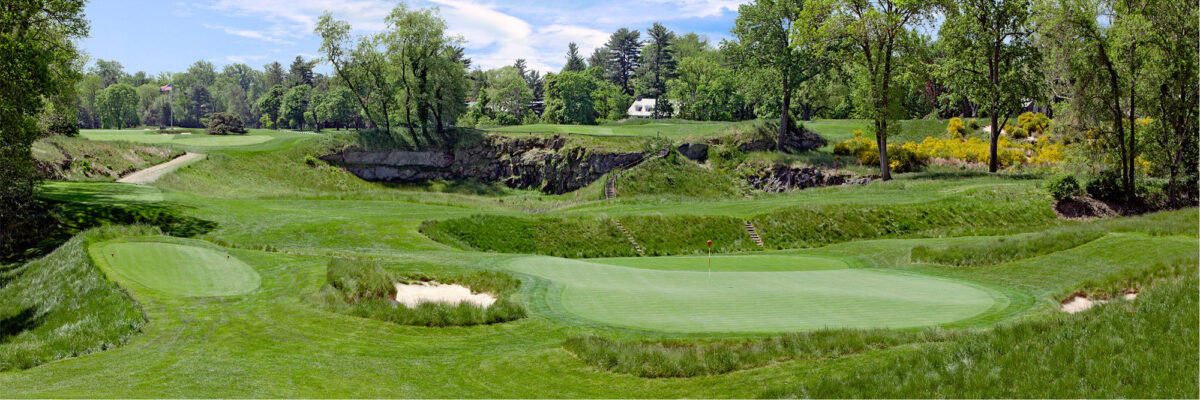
[675,143,709,162]
[746,165,872,193]
[321,135,644,194]
[737,126,827,153]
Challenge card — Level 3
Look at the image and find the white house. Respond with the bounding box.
[627,98,673,118]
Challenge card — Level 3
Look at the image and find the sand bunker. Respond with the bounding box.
[1060,291,1138,314]
[394,282,496,308]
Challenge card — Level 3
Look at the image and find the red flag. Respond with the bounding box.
[707,240,712,247]
[160,83,172,92]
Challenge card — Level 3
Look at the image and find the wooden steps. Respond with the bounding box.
[745,221,764,248]
[613,220,645,256]
[603,143,669,201]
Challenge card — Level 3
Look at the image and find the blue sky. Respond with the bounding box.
[81,0,747,76]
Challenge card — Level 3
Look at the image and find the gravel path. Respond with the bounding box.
[117,152,206,184]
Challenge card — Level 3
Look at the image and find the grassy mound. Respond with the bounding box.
[423,195,1057,258]
[420,215,636,257]
[94,241,262,297]
[911,226,1107,266]
[612,154,749,200]
[0,226,151,371]
[310,259,525,327]
[564,329,949,378]
[33,136,182,181]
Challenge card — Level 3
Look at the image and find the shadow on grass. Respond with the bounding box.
[0,307,41,343]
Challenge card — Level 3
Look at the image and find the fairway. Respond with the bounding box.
[93,241,261,297]
[507,254,1002,333]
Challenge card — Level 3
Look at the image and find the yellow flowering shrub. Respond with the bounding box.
[834,129,1067,171]
[1017,112,1050,135]
[946,117,964,139]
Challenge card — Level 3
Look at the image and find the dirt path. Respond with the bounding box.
[117,152,206,184]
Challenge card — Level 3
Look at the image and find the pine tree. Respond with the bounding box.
[564,43,586,72]
[637,22,677,118]
[604,28,642,95]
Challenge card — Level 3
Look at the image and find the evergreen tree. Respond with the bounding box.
[637,22,677,118]
[563,42,587,72]
[604,28,642,95]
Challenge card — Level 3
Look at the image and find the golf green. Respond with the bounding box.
[506,254,1003,333]
[94,242,261,297]
[82,131,273,147]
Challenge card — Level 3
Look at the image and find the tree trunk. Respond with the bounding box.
[778,75,790,151]
[989,114,999,173]
[877,119,891,181]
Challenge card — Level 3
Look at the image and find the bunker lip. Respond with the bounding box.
[1060,289,1138,313]
[394,281,496,308]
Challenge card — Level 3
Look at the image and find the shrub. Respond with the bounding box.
[205,112,248,135]
[1086,170,1126,201]
[946,117,964,139]
[1010,126,1029,139]
[1045,175,1082,201]
[967,118,981,130]
[859,143,927,173]
[494,112,519,126]
[1018,112,1050,135]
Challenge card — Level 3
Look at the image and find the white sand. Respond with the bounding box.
[394,281,496,308]
[1061,292,1138,314]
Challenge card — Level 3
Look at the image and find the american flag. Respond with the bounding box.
[160,83,172,92]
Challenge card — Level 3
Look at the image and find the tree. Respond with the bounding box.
[604,28,642,95]
[205,112,248,135]
[731,0,833,151]
[543,71,599,124]
[1039,0,1150,199]
[668,53,745,121]
[135,83,160,117]
[637,22,677,119]
[279,85,312,129]
[76,75,104,128]
[262,61,285,89]
[672,33,711,60]
[96,83,139,129]
[1140,0,1197,206]
[940,0,1043,173]
[186,60,217,88]
[589,46,612,72]
[564,42,587,72]
[257,85,286,129]
[488,66,532,120]
[188,85,213,124]
[823,0,938,180]
[0,0,88,246]
[91,59,126,86]
[286,56,315,88]
[314,86,358,130]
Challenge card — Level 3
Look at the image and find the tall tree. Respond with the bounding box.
[279,84,312,129]
[262,61,285,89]
[731,0,833,150]
[1039,0,1150,199]
[1141,0,1198,206]
[823,0,938,180]
[637,23,677,119]
[91,59,125,86]
[286,55,314,88]
[588,46,612,72]
[563,42,587,72]
[0,0,88,249]
[939,0,1043,173]
[96,83,139,129]
[256,85,286,129]
[604,28,642,95]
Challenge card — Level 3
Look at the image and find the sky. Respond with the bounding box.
[80,0,748,76]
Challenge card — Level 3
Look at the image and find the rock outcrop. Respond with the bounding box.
[745,165,872,193]
[736,125,827,153]
[321,135,645,194]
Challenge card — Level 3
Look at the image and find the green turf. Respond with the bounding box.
[487,120,745,140]
[505,255,1005,333]
[93,240,261,297]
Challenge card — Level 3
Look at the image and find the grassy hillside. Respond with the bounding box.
[0,226,152,371]
[33,136,182,181]
[612,154,749,200]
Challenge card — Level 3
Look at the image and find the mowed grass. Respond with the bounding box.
[94,240,261,297]
[505,255,1007,333]
[80,129,311,153]
[487,120,746,140]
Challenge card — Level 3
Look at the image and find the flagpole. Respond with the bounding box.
[169,85,173,130]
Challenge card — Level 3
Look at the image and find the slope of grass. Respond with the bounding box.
[0,226,151,371]
[910,226,1107,266]
[419,214,636,257]
[33,136,182,181]
[612,154,749,200]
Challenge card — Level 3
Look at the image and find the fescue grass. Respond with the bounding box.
[33,135,181,181]
[910,226,1107,266]
[0,226,152,371]
[420,214,636,257]
[310,258,525,327]
[763,271,1198,398]
[612,154,749,200]
[564,329,954,378]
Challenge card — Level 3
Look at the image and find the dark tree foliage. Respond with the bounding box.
[563,42,586,72]
[638,22,677,118]
[0,0,89,256]
[604,28,642,95]
[205,112,247,135]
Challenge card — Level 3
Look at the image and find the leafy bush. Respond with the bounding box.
[1018,112,1050,135]
[833,129,874,157]
[967,118,981,130]
[205,112,248,135]
[314,258,525,327]
[1086,170,1126,201]
[946,117,964,139]
[1045,175,1082,201]
[1010,126,1030,139]
[910,226,1106,267]
[494,112,519,126]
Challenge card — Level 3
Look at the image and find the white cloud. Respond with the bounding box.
[655,0,744,18]
[204,24,295,44]
[224,54,268,63]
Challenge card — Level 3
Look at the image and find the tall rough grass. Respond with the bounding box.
[312,259,526,327]
[32,136,182,181]
[910,226,1107,266]
[764,271,1199,398]
[564,329,953,378]
[0,226,153,371]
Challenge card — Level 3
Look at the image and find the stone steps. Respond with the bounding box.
[745,221,764,248]
[613,219,645,256]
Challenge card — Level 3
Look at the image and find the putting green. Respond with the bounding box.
[506,254,1004,333]
[94,242,261,297]
[82,131,273,147]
